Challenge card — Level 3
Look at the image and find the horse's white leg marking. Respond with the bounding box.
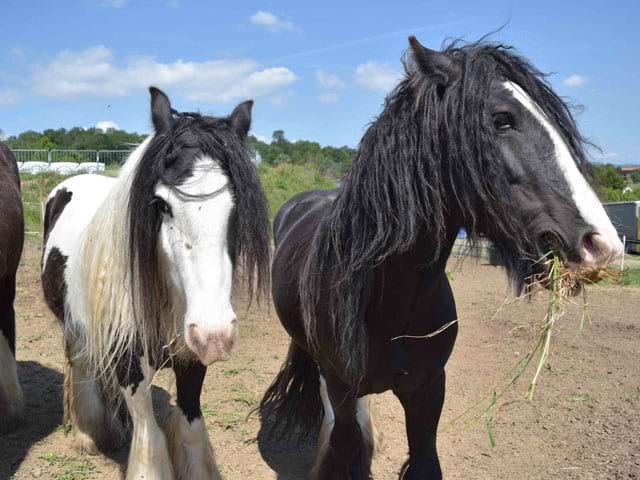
[318,374,335,458]
[0,334,24,428]
[164,406,222,480]
[123,359,175,480]
[319,374,380,457]
[356,395,382,455]
[64,351,123,453]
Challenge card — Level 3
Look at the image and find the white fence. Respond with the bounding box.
[12,148,132,174]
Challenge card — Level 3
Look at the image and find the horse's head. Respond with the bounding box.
[407,37,623,286]
[129,88,269,366]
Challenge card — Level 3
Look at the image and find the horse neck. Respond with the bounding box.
[377,213,461,282]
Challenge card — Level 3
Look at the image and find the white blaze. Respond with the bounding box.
[504,81,624,262]
[156,156,237,365]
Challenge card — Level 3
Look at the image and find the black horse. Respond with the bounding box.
[0,141,25,432]
[260,36,623,479]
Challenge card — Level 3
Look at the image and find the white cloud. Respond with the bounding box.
[596,151,619,161]
[354,62,401,91]
[32,46,297,104]
[563,74,587,87]
[96,0,127,7]
[250,11,296,32]
[0,89,21,105]
[96,120,119,132]
[318,92,339,103]
[253,133,271,144]
[8,47,26,63]
[315,70,345,90]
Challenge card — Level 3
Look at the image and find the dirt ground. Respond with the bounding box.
[2,243,639,479]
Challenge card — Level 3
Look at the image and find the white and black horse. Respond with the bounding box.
[260,37,623,479]
[41,88,269,479]
[0,142,25,431]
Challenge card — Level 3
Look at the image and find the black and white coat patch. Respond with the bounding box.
[40,87,270,480]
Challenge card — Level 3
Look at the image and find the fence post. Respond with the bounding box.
[621,236,626,272]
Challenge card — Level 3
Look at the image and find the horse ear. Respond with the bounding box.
[149,86,172,133]
[230,100,253,138]
[408,36,461,86]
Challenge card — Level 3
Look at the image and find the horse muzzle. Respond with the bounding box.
[184,320,238,365]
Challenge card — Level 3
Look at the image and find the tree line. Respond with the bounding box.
[3,126,639,200]
[593,164,640,202]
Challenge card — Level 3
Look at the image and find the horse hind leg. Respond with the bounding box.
[356,394,383,457]
[163,362,221,480]
[64,343,124,453]
[0,304,24,431]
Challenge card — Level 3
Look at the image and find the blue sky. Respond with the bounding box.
[0,0,638,164]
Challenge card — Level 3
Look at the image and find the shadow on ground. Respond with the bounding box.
[0,361,63,478]
[256,410,317,480]
[0,362,177,479]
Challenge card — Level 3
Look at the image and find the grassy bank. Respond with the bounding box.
[257,162,336,221]
[618,267,640,286]
[20,163,337,237]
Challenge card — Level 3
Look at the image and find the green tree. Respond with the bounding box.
[630,170,640,184]
[594,164,625,190]
[272,130,286,143]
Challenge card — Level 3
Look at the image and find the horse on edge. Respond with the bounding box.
[41,88,269,479]
[260,36,623,479]
[0,141,25,432]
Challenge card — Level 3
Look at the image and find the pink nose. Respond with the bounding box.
[580,232,620,268]
[185,322,237,365]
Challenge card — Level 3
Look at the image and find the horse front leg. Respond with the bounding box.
[311,371,374,480]
[394,370,446,480]
[120,355,175,480]
[0,295,24,431]
[164,361,221,480]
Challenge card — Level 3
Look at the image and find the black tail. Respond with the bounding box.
[259,341,323,440]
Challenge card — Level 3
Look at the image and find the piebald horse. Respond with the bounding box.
[0,142,24,431]
[41,88,269,479]
[260,37,623,479]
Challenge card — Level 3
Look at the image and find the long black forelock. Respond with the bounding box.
[127,110,270,352]
[299,38,591,385]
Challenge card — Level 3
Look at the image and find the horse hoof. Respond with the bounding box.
[72,430,102,455]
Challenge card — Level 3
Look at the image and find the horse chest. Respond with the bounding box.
[364,271,458,393]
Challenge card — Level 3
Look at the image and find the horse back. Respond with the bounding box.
[273,189,337,245]
[0,143,23,283]
[41,174,115,321]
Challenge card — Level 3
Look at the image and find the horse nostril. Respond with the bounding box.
[230,318,238,325]
[581,232,612,265]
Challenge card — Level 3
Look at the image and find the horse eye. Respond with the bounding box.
[154,198,173,218]
[493,112,515,131]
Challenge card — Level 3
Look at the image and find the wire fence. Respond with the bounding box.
[13,148,133,176]
[15,147,264,238]
[14,149,132,237]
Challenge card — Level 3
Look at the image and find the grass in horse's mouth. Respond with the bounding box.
[526,255,619,398]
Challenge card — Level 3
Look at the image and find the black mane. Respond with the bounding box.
[128,110,270,354]
[299,39,590,384]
